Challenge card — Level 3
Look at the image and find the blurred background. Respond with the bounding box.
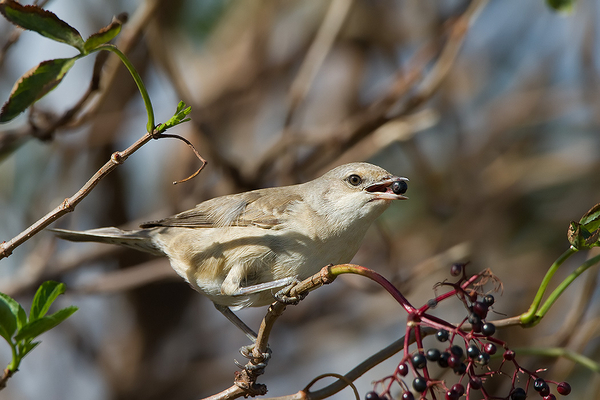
[1,0,599,399]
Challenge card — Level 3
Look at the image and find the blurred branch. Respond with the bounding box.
[303,0,489,173]
[73,259,177,294]
[286,0,354,125]
[253,0,489,179]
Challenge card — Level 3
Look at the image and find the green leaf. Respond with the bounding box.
[15,306,77,342]
[0,324,11,346]
[0,0,84,51]
[157,101,192,132]
[0,293,27,331]
[20,341,41,358]
[0,294,18,342]
[546,0,575,12]
[30,281,66,321]
[0,57,77,122]
[83,15,124,53]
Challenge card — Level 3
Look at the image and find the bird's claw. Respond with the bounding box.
[235,344,272,374]
[273,281,307,305]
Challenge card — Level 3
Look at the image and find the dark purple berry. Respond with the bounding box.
[397,362,409,376]
[484,343,497,355]
[543,395,557,400]
[365,391,380,400]
[510,387,527,400]
[557,381,571,395]
[476,352,490,365]
[436,329,450,342]
[482,323,496,336]
[482,294,495,307]
[467,345,480,359]
[534,378,550,396]
[445,390,459,400]
[468,312,481,325]
[412,377,428,393]
[469,376,482,390]
[448,355,460,368]
[450,345,464,358]
[412,353,427,369]
[472,301,489,318]
[533,378,546,392]
[453,362,467,375]
[401,392,415,400]
[451,383,465,396]
[438,351,450,368]
[450,263,463,276]
[426,348,441,361]
[503,349,515,361]
[471,322,482,333]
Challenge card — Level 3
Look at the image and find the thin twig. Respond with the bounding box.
[155,133,208,184]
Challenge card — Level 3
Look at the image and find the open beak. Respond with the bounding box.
[365,177,409,200]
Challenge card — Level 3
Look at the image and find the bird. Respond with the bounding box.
[52,162,408,339]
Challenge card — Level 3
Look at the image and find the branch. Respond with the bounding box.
[204,265,428,400]
[0,124,200,260]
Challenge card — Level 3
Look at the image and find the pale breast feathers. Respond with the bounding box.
[140,188,303,229]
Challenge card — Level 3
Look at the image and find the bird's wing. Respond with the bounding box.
[140,187,302,229]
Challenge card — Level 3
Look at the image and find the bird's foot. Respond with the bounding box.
[235,344,272,374]
[273,280,307,305]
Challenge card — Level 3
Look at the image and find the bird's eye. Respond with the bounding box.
[348,174,362,186]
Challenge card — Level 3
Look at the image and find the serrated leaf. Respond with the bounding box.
[30,281,66,321]
[0,57,77,122]
[15,306,77,342]
[0,0,83,51]
[546,0,575,12]
[158,101,192,131]
[83,15,123,53]
[0,294,17,341]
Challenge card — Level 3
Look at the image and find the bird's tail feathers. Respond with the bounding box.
[51,227,163,255]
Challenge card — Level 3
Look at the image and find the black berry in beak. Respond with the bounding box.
[392,180,408,195]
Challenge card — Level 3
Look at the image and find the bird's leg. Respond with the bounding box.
[214,304,271,373]
[215,303,258,341]
[232,276,307,304]
[232,276,297,296]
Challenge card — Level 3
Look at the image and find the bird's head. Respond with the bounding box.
[306,162,408,223]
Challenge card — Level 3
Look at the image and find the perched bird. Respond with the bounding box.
[53,162,408,338]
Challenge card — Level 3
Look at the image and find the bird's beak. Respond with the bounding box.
[365,177,409,200]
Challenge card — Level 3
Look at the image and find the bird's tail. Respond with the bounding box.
[51,227,164,256]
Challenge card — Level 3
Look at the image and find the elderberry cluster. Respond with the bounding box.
[364,263,573,400]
